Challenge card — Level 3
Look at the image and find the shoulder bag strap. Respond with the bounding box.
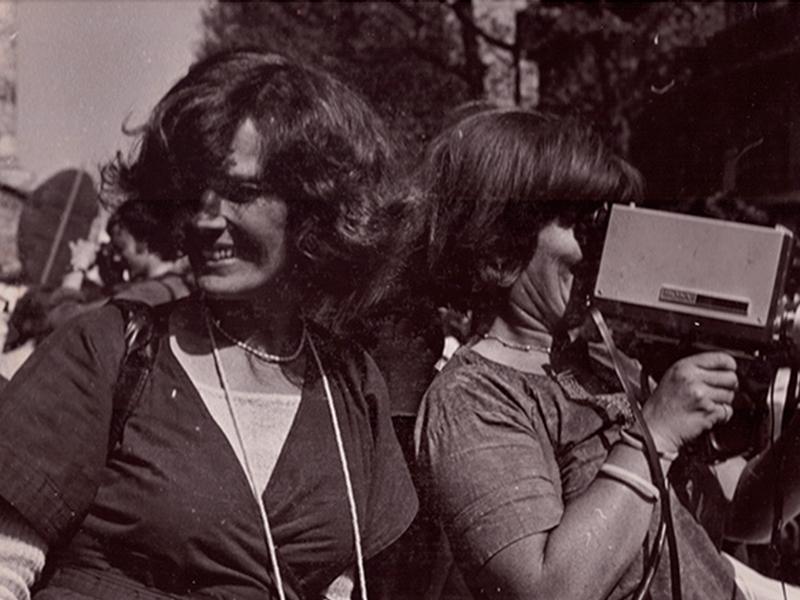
[107,299,161,454]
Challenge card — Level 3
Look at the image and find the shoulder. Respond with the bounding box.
[55,302,128,350]
[426,346,549,409]
[112,274,190,306]
[420,347,564,444]
[307,323,381,384]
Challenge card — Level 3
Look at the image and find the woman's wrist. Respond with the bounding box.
[626,416,680,457]
[606,440,671,493]
[598,462,659,502]
[619,429,679,462]
[600,444,661,502]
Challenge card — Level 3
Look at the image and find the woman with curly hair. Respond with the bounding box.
[0,50,417,600]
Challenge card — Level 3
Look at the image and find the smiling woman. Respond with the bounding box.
[0,50,419,600]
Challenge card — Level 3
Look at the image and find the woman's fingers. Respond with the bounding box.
[690,351,738,372]
[710,401,734,425]
[696,368,739,391]
[645,351,739,450]
[698,385,736,410]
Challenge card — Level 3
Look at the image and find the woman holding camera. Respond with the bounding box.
[0,50,417,600]
[415,109,800,600]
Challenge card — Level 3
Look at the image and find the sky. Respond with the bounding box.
[16,0,205,186]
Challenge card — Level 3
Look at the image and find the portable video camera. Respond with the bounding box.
[591,205,799,460]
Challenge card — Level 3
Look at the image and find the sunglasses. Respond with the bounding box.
[200,177,268,206]
[554,203,611,252]
[556,203,610,230]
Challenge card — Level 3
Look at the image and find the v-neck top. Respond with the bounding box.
[0,300,417,599]
[193,382,301,496]
[172,333,303,496]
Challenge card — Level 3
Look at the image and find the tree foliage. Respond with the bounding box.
[201,1,475,152]
[200,2,764,157]
[520,1,728,154]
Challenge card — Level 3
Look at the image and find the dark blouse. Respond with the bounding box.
[0,301,417,599]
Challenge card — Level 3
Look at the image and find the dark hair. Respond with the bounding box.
[103,49,413,330]
[420,109,643,317]
[107,199,179,260]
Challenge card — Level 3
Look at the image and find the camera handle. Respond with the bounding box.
[590,308,682,600]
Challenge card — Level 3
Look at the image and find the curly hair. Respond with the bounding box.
[103,49,415,331]
[106,199,181,261]
[419,109,643,320]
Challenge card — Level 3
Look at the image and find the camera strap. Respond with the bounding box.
[589,307,682,600]
[781,367,799,432]
[770,365,798,575]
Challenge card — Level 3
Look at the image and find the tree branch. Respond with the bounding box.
[352,41,470,84]
[390,1,426,27]
[441,0,517,53]
[368,3,471,84]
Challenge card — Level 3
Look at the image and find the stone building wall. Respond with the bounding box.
[0,0,26,279]
[0,0,17,170]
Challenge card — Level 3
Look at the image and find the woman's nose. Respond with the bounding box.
[194,189,226,227]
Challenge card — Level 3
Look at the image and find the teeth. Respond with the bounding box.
[208,248,235,260]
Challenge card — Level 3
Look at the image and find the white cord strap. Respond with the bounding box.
[206,316,288,600]
[205,311,367,600]
[307,334,368,600]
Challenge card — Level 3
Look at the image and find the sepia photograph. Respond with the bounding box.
[0,2,799,599]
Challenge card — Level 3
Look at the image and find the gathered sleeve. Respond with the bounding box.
[0,305,126,545]
[416,364,564,572]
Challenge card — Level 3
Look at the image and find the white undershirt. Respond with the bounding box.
[170,335,301,494]
[194,382,300,493]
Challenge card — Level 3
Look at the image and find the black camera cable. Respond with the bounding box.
[771,363,796,599]
[590,307,682,600]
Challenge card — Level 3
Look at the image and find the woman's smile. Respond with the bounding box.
[204,246,236,262]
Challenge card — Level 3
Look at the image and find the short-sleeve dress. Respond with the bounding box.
[416,344,744,600]
[0,300,418,599]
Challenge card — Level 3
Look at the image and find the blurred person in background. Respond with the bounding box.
[1,199,192,375]
[60,197,192,308]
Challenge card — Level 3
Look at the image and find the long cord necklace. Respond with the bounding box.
[482,332,552,354]
[204,311,367,600]
[211,317,307,363]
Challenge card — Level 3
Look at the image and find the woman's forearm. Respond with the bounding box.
[479,444,666,600]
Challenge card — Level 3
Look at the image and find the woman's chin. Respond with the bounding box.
[196,274,255,301]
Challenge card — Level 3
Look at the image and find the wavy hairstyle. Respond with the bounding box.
[107,199,181,261]
[103,49,415,331]
[419,109,643,320]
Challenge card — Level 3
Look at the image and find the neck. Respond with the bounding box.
[203,295,303,357]
[488,304,554,349]
[473,311,552,374]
